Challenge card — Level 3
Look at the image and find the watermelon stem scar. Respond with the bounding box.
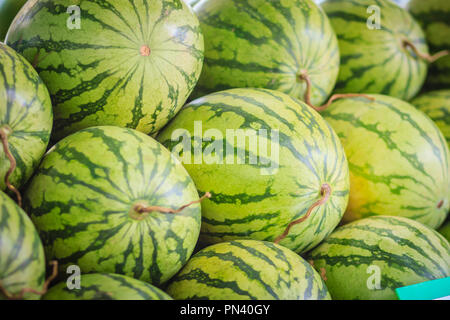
[0,126,22,207]
[140,45,151,57]
[0,260,58,300]
[131,192,212,220]
[297,71,375,111]
[402,39,449,63]
[274,184,332,245]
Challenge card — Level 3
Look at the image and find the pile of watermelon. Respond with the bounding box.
[0,0,448,301]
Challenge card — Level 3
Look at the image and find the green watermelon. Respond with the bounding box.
[158,88,350,253]
[24,126,202,286]
[408,0,450,90]
[166,240,331,300]
[0,191,46,300]
[6,0,204,141]
[323,94,449,229]
[43,273,172,300]
[438,219,450,242]
[0,0,26,41]
[321,0,428,100]
[411,90,450,150]
[0,43,53,201]
[308,216,450,300]
[192,0,340,106]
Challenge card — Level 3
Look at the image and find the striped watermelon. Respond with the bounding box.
[158,88,350,253]
[308,216,450,300]
[166,240,331,300]
[0,43,53,197]
[6,0,204,141]
[24,126,202,286]
[0,191,46,300]
[0,0,26,41]
[411,90,450,150]
[192,0,340,106]
[43,273,172,300]
[321,0,428,100]
[322,94,449,229]
[408,0,450,90]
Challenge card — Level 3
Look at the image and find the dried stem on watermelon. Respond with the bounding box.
[0,127,22,207]
[402,39,449,63]
[298,71,375,111]
[274,184,332,245]
[0,261,58,300]
[132,192,212,219]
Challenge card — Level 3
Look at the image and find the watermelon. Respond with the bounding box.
[191,0,340,106]
[308,216,450,300]
[321,0,428,100]
[43,273,172,300]
[6,0,204,141]
[24,126,202,286]
[166,240,331,300]
[0,0,26,41]
[157,88,350,253]
[0,43,53,202]
[408,0,450,90]
[322,94,449,229]
[411,90,450,150]
[0,191,46,300]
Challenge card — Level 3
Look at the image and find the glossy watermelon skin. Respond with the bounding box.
[167,240,331,300]
[43,273,173,300]
[321,0,428,100]
[24,126,202,286]
[158,88,350,254]
[0,0,26,41]
[0,191,46,300]
[411,90,450,150]
[309,216,450,300]
[408,0,450,90]
[0,43,53,192]
[6,0,204,141]
[192,0,340,106]
[322,94,449,229]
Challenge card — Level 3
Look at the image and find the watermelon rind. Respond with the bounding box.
[158,88,350,254]
[43,273,173,300]
[0,43,53,192]
[308,216,450,300]
[24,126,202,286]
[0,191,46,300]
[166,239,331,300]
[6,0,204,141]
[323,94,449,229]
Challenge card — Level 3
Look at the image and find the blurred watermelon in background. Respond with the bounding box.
[0,0,26,41]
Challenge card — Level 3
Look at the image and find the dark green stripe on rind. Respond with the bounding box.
[167,240,331,300]
[43,273,172,300]
[24,126,201,285]
[0,191,46,300]
[6,0,204,140]
[308,216,450,300]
